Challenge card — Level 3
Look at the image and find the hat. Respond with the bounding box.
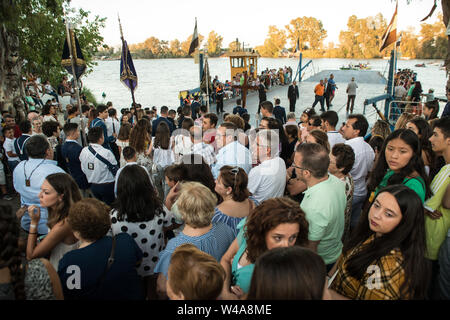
[429,88,434,92]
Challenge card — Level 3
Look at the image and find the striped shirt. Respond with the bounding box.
[212,197,259,237]
[153,222,235,277]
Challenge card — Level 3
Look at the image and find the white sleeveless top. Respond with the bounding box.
[50,241,80,271]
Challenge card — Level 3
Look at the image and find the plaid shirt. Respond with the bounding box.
[330,235,408,300]
[191,142,217,166]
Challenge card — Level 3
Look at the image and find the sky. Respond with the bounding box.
[69,0,442,49]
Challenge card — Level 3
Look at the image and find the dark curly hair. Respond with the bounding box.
[0,205,25,300]
[68,198,111,242]
[244,197,309,263]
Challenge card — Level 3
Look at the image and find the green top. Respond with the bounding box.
[231,218,254,294]
[407,85,415,97]
[375,170,426,203]
[300,174,346,265]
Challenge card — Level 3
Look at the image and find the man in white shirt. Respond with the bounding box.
[248,129,287,203]
[210,122,252,179]
[105,108,120,139]
[394,81,407,101]
[189,126,216,166]
[13,135,65,236]
[346,77,358,113]
[114,146,150,197]
[3,126,20,172]
[320,111,345,149]
[342,114,375,230]
[80,127,117,205]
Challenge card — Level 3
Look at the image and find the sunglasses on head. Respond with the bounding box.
[229,166,239,190]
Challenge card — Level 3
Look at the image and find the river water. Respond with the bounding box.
[83,57,447,113]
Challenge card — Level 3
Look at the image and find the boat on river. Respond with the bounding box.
[340,62,372,70]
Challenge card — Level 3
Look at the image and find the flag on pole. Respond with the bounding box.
[380,2,398,52]
[188,18,199,56]
[119,16,138,93]
[200,57,212,94]
[396,33,402,47]
[295,38,300,53]
[61,28,86,80]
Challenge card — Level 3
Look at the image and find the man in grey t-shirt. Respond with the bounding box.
[346,77,358,113]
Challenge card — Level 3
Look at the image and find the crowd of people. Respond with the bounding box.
[0,69,449,301]
[190,67,294,107]
[392,68,450,119]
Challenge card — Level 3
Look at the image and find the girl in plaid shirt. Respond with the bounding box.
[329,185,431,300]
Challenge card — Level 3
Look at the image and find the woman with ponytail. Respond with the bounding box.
[213,166,258,236]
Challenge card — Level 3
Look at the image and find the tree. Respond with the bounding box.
[143,37,162,57]
[181,34,204,57]
[403,0,450,91]
[169,39,183,57]
[0,0,105,116]
[417,13,447,59]
[206,31,223,57]
[285,17,327,51]
[398,28,419,59]
[338,14,387,59]
[256,26,287,57]
[228,40,242,52]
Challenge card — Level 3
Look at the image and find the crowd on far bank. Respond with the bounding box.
[0,67,449,302]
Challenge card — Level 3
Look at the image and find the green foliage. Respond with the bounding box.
[81,87,98,106]
[2,0,106,87]
[255,26,287,57]
[285,17,327,51]
[129,34,205,58]
[206,31,223,57]
[338,14,387,59]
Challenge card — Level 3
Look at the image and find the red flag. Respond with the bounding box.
[380,2,398,52]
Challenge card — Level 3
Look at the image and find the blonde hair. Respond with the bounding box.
[176,182,217,228]
[394,112,415,131]
[168,244,225,300]
[371,120,391,139]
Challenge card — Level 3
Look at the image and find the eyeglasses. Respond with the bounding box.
[291,163,309,172]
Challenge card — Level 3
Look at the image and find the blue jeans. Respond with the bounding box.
[312,95,325,111]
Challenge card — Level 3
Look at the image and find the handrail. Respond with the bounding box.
[387,99,423,124]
